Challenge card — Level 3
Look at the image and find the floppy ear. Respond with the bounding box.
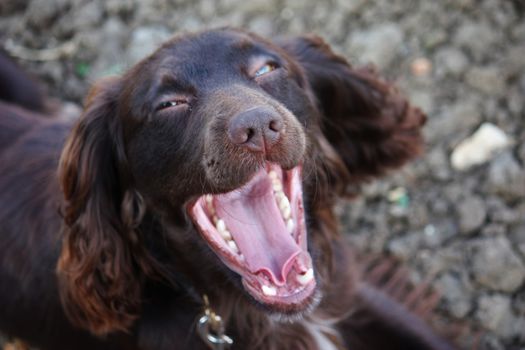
[280,36,426,193]
[57,78,154,335]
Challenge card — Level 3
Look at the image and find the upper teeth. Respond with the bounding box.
[286,218,294,233]
[270,170,294,233]
[296,268,314,285]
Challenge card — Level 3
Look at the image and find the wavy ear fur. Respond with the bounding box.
[280,35,426,195]
[57,78,153,335]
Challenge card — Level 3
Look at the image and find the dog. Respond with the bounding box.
[0,28,456,350]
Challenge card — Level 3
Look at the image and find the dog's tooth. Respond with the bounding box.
[282,205,291,220]
[220,229,232,241]
[279,196,290,212]
[213,215,219,225]
[296,268,314,285]
[268,171,278,180]
[228,240,239,254]
[286,218,295,233]
[261,285,277,297]
[216,219,226,233]
[274,191,285,201]
[205,195,216,215]
[272,181,283,192]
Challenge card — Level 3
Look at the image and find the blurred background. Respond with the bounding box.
[0,0,524,349]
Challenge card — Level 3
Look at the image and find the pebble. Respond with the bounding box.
[126,26,172,65]
[457,195,486,234]
[450,123,512,171]
[454,21,499,60]
[410,57,432,77]
[476,295,517,339]
[470,237,525,292]
[487,152,525,201]
[465,66,506,96]
[436,273,472,319]
[348,23,404,69]
[434,47,468,77]
[425,98,482,144]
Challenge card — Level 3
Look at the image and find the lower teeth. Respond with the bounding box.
[261,285,277,296]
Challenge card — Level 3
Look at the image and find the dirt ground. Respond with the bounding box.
[1,0,524,349]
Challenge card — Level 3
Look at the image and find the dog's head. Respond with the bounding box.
[57,28,425,335]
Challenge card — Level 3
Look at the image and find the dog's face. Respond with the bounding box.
[120,29,318,312]
[58,28,425,334]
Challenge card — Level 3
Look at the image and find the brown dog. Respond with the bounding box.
[0,28,455,350]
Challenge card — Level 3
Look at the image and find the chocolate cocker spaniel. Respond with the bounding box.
[0,28,456,350]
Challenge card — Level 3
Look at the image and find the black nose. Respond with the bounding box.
[227,106,283,153]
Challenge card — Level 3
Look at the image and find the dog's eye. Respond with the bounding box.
[254,63,278,78]
[156,100,187,111]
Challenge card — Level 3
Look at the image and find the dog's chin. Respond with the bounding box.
[188,163,317,314]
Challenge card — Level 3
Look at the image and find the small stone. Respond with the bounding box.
[519,142,525,164]
[387,232,420,261]
[465,66,506,96]
[510,224,525,258]
[73,1,104,29]
[247,16,273,37]
[457,195,486,234]
[503,46,525,78]
[426,147,451,181]
[454,21,499,60]
[436,273,472,319]
[435,47,468,77]
[410,57,432,77]
[470,237,525,292]
[487,152,525,201]
[486,197,519,224]
[480,223,506,237]
[348,23,404,69]
[126,26,172,65]
[476,295,516,339]
[426,98,482,144]
[450,123,512,171]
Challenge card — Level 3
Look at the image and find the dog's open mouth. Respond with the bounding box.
[189,163,316,312]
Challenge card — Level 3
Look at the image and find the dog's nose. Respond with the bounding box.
[228,106,283,152]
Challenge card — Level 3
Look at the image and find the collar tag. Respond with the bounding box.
[197,295,233,350]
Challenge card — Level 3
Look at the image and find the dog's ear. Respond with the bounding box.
[280,36,426,194]
[57,77,153,335]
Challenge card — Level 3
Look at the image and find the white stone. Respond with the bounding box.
[450,123,512,171]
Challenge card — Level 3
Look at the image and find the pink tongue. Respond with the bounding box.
[214,176,300,286]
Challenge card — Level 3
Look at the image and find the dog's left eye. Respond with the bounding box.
[254,63,278,77]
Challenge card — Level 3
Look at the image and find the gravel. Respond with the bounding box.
[1,0,524,348]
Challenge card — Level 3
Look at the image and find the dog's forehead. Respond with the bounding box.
[154,29,277,73]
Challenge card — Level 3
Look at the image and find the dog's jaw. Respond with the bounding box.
[189,163,317,314]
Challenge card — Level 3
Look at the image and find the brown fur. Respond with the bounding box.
[0,28,455,350]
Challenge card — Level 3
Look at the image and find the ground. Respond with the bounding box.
[0,0,524,349]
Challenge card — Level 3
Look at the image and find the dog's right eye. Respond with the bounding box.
[156,100,187,111]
